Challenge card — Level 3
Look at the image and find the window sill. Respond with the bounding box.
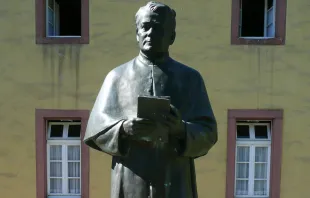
[48,195,80,198]
[231,37,285,45]
[36,37,89,44]
[235,196,269,198]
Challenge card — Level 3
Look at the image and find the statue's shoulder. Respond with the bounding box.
[105,58,136,80]
[170,58,202,79]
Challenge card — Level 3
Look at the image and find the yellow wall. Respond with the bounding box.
[1,0,310,197]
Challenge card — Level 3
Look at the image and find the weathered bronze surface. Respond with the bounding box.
[84,2,218,198]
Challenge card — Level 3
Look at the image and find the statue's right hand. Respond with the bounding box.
[122,118,156,137]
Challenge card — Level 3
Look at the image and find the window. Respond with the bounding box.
[36,0,89,44]
[235,121,271,197]
[226,109,283,198]
[231,0,287,45]
[47,121,82,196]
[35,109,89,198]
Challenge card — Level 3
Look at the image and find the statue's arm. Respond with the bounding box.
[83,70,131,157]
[176,116,217,158]
[175,73,218,158]
[91,120,131,157]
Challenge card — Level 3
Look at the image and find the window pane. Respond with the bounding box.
[50,125,63,137]
[50,162,62,177]
[255,125,268,139]
[236,163,249,178]
[68,125,81,138]
[235,180,248,195]
[50,178,62,193]
[254,180,268,195]
[68,162,80,177]
[237,125,250,138]
[237,146,250,162]
[68,178,81,194]
[255,147,268,162]
[50,145,62,160]
[255,163,268,179]
[68,145,80,160]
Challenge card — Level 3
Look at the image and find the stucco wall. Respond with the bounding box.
[0,0,310,197]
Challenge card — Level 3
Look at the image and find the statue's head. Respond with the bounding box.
[135,1,176,56]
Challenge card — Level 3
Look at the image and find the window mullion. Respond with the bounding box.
[64,124,69,138]
[62,145,67,194]
[249,145,255,196]
[268,122,272,140]
[249,124,254,139]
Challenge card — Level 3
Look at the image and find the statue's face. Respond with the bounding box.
[136,11,174,54]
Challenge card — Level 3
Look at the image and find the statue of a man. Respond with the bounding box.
[84,1,218,198]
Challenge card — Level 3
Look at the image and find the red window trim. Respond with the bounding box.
[35,109,90,198]
[35,0,89,44]
[231,0,287,45]
[226,109,283,198]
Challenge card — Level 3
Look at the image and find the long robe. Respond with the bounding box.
[84,54,218,198]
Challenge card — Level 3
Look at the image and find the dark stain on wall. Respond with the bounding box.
[285,140,303,149]
[295,156,310,163]
[0,173,17,178]
[41,45,82,109]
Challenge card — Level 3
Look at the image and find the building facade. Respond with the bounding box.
[0,0,309,197]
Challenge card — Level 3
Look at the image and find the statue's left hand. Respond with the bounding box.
[164,105,186,139]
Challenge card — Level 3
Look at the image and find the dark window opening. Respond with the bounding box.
[56,0,81,36]
[68,125,81,138]
[240,0,273,37]
[255,125,268,139]
[48,0,81,36]
[268,0,273,9]
[237,125,250,138]
[50,125,64,137]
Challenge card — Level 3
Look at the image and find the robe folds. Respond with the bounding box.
[84,54,218,198]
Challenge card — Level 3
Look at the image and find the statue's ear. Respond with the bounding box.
[170,31,176,45]
[136,35,139,42]
[136,29,139,42]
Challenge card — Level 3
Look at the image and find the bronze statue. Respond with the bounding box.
[84,1,218,198]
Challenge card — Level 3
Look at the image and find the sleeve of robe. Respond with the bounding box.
[83,70,130,157]
[177,71,218,159]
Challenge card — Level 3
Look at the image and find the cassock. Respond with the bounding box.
[84,53,218,198]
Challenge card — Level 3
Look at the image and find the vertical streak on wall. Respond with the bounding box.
[69,46,74,70]
[57,46,66,108]
[270,48,275,107]
[257,47,261,109]
[50,46,56,108]
[75,46,81,109]
[42,46,48,81]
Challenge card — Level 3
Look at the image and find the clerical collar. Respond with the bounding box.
[137,51,170,66]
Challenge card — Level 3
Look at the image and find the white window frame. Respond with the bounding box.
[47,121,82,198]
[234,122,272,198]
[239,0,276,39]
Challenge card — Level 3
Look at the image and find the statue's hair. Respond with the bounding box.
[135,1,176,32]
